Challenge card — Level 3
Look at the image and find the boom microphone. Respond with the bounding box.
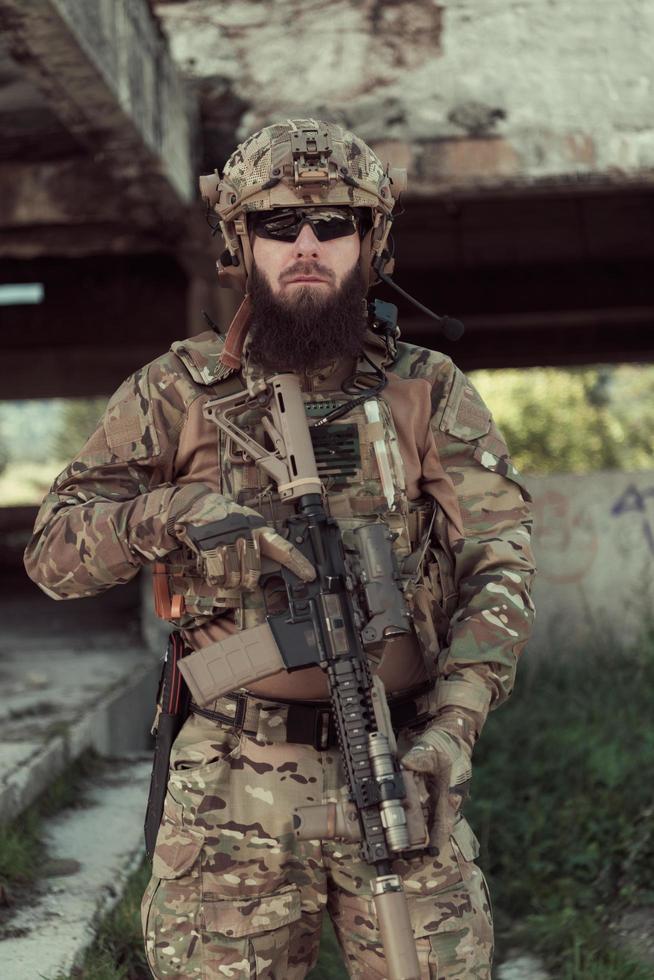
[376,268,465,341]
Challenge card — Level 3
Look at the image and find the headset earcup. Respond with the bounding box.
[216,257,247,291]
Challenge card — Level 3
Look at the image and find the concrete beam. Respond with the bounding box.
[0,224,167,260]
[0,0,196,229]
[382,139,654,198]
[0,160,146,227]
[158,0,654,191]
[0,160,171,257]
[402,309,654,371]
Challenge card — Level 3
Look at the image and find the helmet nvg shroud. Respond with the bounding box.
[199,118,407,293]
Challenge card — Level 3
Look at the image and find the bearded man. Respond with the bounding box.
[24,119,535,979]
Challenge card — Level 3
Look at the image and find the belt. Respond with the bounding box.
[189,681,434,751]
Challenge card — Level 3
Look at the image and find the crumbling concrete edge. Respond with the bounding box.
[0,659,158,824]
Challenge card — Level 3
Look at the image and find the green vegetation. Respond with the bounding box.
[0,752,101,890]
[56,861,153,980]
[0,436,8,478]
[309,919,346,978]
[467,639,654,976]
[0,808,43,888]
[11,363,654,977]
[470,364,654,475]
[0,395,105,504]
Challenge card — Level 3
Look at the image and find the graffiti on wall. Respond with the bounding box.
[531,489,598,585]
[611,483,654,555]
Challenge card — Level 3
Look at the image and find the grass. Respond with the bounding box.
[467,637,654,977]
[52,642,654,979]
[560,942,652,980]
[308,919,346,979]
[55,860,153,980]
[0,751,101,890]
[0,808,44,888]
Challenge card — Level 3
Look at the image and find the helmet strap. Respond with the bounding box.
[234,217,255,280]
[360,220,394,288]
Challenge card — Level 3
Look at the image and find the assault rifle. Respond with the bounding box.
[178,373,426,980]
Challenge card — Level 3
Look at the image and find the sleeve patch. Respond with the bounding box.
[440,370,491,441]
[103,369,161,462]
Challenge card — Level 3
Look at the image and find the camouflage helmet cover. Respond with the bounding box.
[199,118,407,291]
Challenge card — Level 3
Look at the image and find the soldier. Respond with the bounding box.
[24,119,535,979]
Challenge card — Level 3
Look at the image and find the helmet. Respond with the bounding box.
[199,118,407,292]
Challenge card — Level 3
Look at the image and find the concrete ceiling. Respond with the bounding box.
[0,0,653,396]
[0,0,197,258]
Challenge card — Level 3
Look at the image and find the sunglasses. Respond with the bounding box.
[251,207,360,243]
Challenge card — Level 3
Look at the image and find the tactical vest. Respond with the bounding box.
[157,331,452,678]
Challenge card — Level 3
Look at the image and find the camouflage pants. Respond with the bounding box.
[141,703,493,979]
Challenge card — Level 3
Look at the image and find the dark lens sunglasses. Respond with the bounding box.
[251,207,360,243]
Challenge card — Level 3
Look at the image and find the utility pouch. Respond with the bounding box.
[144,632,190,860]
[403,501,455,680]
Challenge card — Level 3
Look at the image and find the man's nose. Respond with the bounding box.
[293,222,321,257]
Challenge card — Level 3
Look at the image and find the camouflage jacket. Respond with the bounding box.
[24,328,535,721]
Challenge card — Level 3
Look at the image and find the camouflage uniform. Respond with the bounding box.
[140,703,493,979]
[26,117,535,978]
[24,324,534,979]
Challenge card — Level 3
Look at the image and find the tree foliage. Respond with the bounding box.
[51,397,107,461]
[0,434,8,477]
[469,365,654,475]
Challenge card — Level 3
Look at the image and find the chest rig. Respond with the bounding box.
[158,318,436,649]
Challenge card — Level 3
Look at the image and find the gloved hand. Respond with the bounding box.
[167,483,315,589]
[401,712,473,849]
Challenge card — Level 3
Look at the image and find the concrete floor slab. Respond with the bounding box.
[497,954,551,980]
[0,757,151,980]
[0,643,160,822]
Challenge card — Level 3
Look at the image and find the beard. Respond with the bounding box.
[247,260,369,373]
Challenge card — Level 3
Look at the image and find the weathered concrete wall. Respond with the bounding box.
[157,0,654,189]
[0,0,196,236]
[49,0,195,202]
[526,470,654,657]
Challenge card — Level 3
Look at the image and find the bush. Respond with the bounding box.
[470,364,654,475]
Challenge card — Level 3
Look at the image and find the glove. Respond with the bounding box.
[401,711,473,849]
[167,483,315,589]
[401,669,496,847]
